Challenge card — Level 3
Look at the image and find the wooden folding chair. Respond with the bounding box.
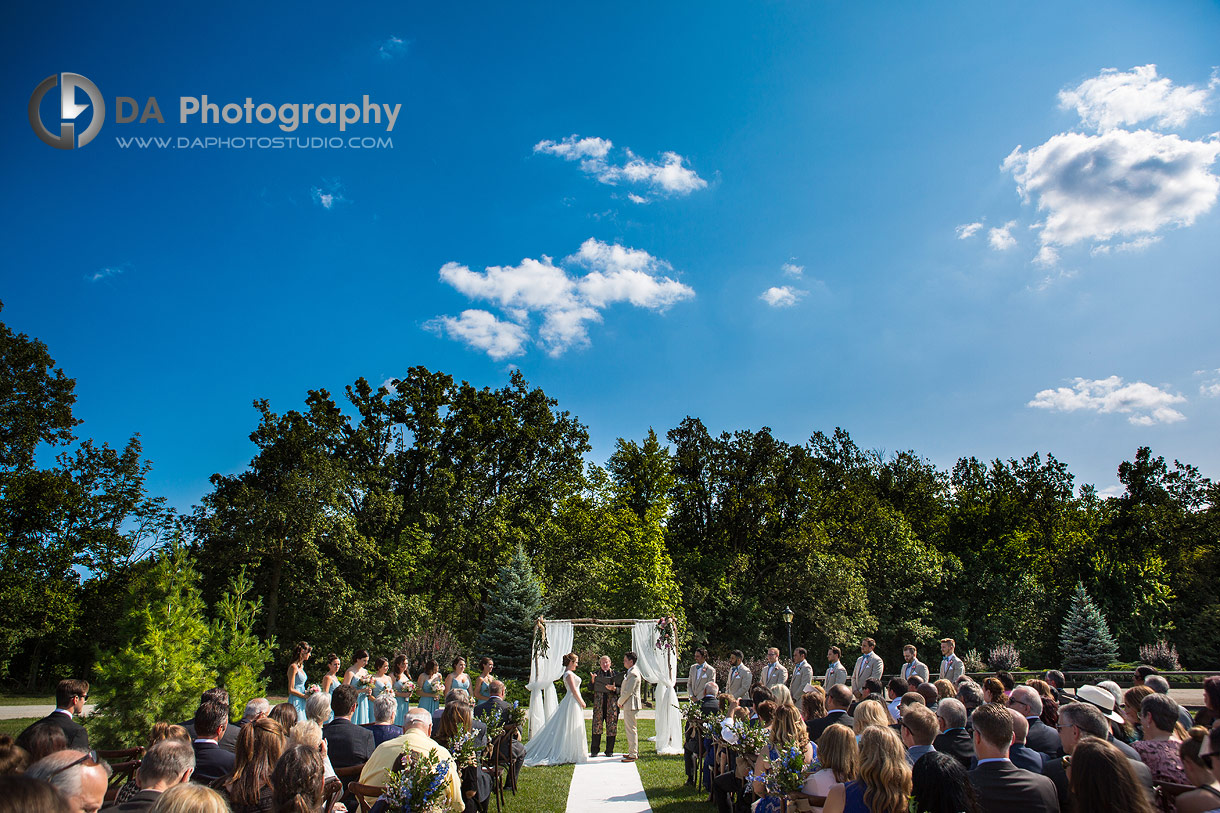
[347,781,383,813]
[101,755,143,803]
[322,776,343,813]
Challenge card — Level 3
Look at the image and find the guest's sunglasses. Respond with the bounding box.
[50,750,99,776]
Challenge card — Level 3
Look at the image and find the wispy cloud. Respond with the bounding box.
[311,180,347,210]
[988,221,1018,250]
[430,238,694,357]
[378,36,407,60]
[87,266,124,283]
[781,260,804,277]
[534,135,707,201]
[1028,375,1186,425]
[1197,368,1220,398]
[1058,64,1217,131]
[759,286,806,307]
[955,222,984,240]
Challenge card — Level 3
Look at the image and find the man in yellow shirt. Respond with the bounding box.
[358,707,464,812]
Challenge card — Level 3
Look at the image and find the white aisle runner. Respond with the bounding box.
[565,755,653,813]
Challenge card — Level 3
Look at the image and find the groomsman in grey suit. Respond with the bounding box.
[725,650,752,702]
[939,638,965,683]
[618,652,644,762]
[824,647,848,689]
[850,638,884,694]
[762,648,788,689]
[788,648,814,697]
[687,648,714,701]
[901,645,930,682]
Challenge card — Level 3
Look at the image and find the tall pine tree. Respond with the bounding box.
[1059,582,1120,670]
[475,543,543,680]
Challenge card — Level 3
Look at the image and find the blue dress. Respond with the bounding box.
[474,676,494,703]
[451,673,471,695]
[418,674,443,715]
[843,780,870,813]
[393,676,412,726]
[348,672,371,725]
[290,666,308,721]
[754,746,782,813]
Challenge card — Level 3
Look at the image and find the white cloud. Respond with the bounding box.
[955,222,984,239]
[1199,368,1220,397]
[425,310,529,360]
[988,221,1018,250]
[1027,375,1187,425]
[1003,129,1220,256]
[534,135,707,199]
[627,193,649,204]
[432,239,694,357]
[1034,245,1060,267]
[378,36,407,60]
[311,181,347,210]
[1096,485,1126,499]
[1091,235,1163,255]
[381,378,398,394]
[1058,65,1216,132]
[760,286,806,307]
[781,261,804,277]
[87,266,123,282]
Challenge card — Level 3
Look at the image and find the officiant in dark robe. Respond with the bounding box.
[590,655,622,757]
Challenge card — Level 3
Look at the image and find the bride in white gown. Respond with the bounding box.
[524,653,589,766]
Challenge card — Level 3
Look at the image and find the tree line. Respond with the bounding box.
[2,305,1217,695]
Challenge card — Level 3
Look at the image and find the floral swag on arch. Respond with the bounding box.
[525,616,684,755]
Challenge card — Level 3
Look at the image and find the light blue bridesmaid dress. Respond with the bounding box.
[393,676,412,726]
[451,673,471,695]
[475,675,494,703]
[348,672,371,725]
[418,674,442,715]
[290,666,308,721]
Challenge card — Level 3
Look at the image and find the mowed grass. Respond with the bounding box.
[0,717,38,738]
[505,716,703,813]
[0,695,54,706]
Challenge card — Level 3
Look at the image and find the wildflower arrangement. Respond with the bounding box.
[728,719,769,758]
[377,748,452,813]
[448,725,481,768]
[656,616,678,653]
[764,746,817,794]
[475,708,505,743]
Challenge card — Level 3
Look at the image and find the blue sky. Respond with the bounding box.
[3,1,1219,512]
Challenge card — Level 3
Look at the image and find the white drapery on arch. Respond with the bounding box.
[631,621,683,755]
[527,620,573,737]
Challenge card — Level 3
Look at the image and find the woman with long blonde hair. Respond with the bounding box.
[750,704,815,813]
[823,727,911,813]
[852,699,892,736]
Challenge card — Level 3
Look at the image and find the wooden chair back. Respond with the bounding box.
[347,781,383,813]
[322,776,343,813]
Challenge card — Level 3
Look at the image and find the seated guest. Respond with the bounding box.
[910,751,982,813]
[0,774,72,811]
[1178,727,1220,813]
[1003,708,1044,772]
[323,685,374,773]
[18,724,68,762]
[907,675,925,689]
[1041,700,1153,812]
[144,783,229,812]
[809,685,855,742]
[1195,676,1220,729]
[806,724,858,802]
[0,735,29,776]
[434,688,473,731]
[365,694,403,746]
[358,709,463,811]
[916,683,940,714]
[1009,686,1060,760]
[684,682,719,786]
[771,685,797,710]
[849,679,884,715]
[1096,681,1124,713]
[216,717,283,813]
[473,680,524,781]
[956,681,983,725]
[1200,727,1220,787]
[1068,736,1154,813]
[270,744,326,813]
[699,681,721,714]
[1144,674,1196,733]
[895,692,927,735]
[966,703,1058,813]
[1025,680,1059,727]
[900,705,939,766]
[103,738,194,812]
[19,680,91,752]
[1073,684,1138,758]
[886,678,910,722]
[801,686,826,724]
[304,692,331,729]
[27,750,112,813]
[982,678,1006,707]
[1134,665,1158,687]
[1123,685,1155,740]
[189,700,234,785]
[268,703,298,735]
[1133,693,1189,790]
[434,702,487,750]
[181,689,239,753]
[853,700,891,737]
[110,724,192,805]
[749,705,814,813]
[1043,671,1068,704]
[287,721,336,779]
[823,726,910,813]
[933,698,974,769]
[933,680,956,701]
[996,672,1015,696]
[756,700,778,728]
[751,685,777,715]
[236,698,270,730]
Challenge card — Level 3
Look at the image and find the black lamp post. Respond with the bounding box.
[782,605,794,661]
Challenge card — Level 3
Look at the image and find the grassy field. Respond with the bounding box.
[0,717,38,738]
[0,695,53,706]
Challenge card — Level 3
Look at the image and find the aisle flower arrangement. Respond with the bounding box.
[378,748,453,813]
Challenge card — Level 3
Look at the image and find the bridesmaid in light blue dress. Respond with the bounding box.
[320,653,342,698]
[370,657,394,720]
[417,659,442,716]
[391,655,412,727]
[343,649,372,725]
[287,641,312,721]
[472,657,496,705]
[445,656,471,698]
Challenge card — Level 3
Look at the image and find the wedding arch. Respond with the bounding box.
[527,617,683,755]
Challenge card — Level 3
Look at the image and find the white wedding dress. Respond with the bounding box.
[523,670,589,766]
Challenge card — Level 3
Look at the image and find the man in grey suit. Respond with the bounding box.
[618,651,643,762]
[788,648,814,697]
[725,650,752,703]
[761,648,788,689]
[901,645,929,682]
[851,638,884,694]
[939,638,966,683]
[824,646,848,689]
[687,648,714,701]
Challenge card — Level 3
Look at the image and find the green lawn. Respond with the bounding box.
[0,717,38,739]
[503,717,701,813]
[0,695,54,706]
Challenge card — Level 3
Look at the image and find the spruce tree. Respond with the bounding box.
[207,568,274,705]
[1059,582,1120,670]
[475,543,543,680]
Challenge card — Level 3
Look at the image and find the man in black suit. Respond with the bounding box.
[190,699,235,785]
[102,737,195,812]
[474,680,525,780]
[1041,702,1154,812]
[933,698,975,769]
[1009,686,1061,760]
[324,684,376,769]
[19,678,91,751]
[809,684,856,743]
[967,702,1060,813]
[181,688,240,752]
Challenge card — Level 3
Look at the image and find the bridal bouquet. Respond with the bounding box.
[398,677,417,694]
[655,617,678,653]
[378,748,453,813]
[306,683,322,695]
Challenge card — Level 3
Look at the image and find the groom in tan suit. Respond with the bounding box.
[618,651,643,762]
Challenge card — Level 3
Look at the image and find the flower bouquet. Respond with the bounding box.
[448,725,481,769]
[306,683,322,695]
[377,747,453,813]
[655,616,678,653]
[475,708,506,743]
[764,746,816,795]
[397,677,417,695]
[505,700,527,732]
[727,719,769,760]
